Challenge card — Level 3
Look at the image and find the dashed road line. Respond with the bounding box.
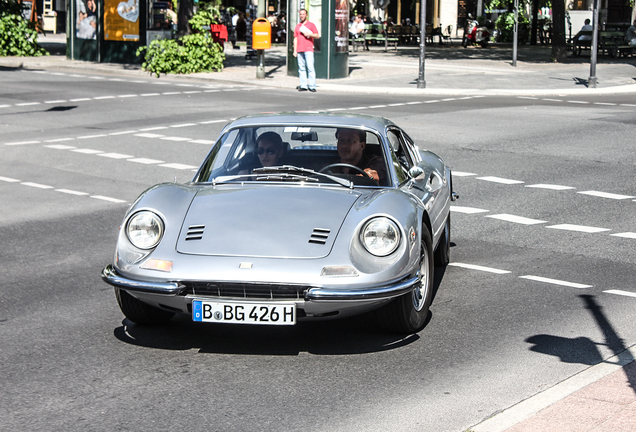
[0,176,20,183]
[450,206,489,214]
[0,175,127,203]
[448,263,511,274]
[519,275,592,289]
[577,190,635,200]
[477,176,524,185]
[526,184,575,190]
[546,224,611,233]
[610,232,636,239]
[21,182,53,189]
[486,214,547,225]
[604,290,636,298]
[97,152,134,159]
[451,171,477,177]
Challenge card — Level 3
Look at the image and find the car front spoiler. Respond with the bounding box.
[101,264,419,301]
[101,265,186,296]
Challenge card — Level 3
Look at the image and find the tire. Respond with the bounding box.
[377,227,434,334]
[115,288,175,325]
[462,37,469,48]
[434,213,451,267]
[480,39,488,47]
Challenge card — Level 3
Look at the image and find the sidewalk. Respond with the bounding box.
[4,34,636,432]
[3,32,635,96]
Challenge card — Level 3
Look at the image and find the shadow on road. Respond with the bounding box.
[525,294,636,395]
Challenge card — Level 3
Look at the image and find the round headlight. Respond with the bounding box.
[126,211,164,250]
[361,217,401,256]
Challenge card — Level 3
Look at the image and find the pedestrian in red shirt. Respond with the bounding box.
[293,9,319,92]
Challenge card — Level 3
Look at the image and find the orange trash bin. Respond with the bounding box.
[252,18,272,50]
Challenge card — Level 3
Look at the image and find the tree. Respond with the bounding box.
[551,0,567,61]
[177,0,194,37]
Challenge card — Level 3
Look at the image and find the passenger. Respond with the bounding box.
[333,128,386,184]
[578,19,592,41]
[255,131,285,168]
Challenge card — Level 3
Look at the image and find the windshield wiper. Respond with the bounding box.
[211,172,318,185]
[253,165,353,188]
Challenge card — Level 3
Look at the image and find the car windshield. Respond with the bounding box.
[194,125,389,187]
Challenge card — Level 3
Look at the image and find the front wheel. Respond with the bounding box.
[462,37,469,48]
[377,227,434,334]
[480,39,489,47]
[115,288,175,325]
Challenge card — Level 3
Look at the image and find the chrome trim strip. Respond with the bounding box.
[101,265,185,296]
[305,276,419,301]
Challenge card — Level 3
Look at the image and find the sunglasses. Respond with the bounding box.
[257,147,277,155]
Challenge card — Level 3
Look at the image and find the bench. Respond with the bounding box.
[571,30,635,57]
[363,24,398,52]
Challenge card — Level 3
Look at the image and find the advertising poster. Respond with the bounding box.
[334,0,348,53]
[76,0,97,39]
[104,0,140,41]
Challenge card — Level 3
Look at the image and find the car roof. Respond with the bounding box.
[226,112,397,132]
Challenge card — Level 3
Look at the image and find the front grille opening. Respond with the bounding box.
[184,282,310,300]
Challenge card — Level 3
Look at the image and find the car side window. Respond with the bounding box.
[387,129,415,183]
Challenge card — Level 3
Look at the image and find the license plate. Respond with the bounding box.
[192,300,296,325]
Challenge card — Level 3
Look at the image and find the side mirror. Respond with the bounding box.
[408,166,424,180]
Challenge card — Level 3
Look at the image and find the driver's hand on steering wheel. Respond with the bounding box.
[363,168,379,182]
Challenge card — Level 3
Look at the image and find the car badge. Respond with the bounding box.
[239,262,253,269]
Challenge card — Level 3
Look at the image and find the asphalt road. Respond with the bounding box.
[1,67,635,432]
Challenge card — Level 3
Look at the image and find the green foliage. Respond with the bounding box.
[495,12,530,42]
[136,9,225,76]
[0,0,48,57]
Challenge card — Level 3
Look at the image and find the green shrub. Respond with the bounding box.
[495,12,530,43]
[0,0,48,57]
[137,9,225,77]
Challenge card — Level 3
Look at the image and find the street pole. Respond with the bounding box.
[588,0,599,88]
[417,0,427,88]
[512,0,518,67]
[256,0,266,79]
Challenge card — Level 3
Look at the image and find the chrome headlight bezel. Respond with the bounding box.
[360,217,401,257]
[125,211,165,250]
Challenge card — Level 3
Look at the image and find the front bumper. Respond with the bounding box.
[101,264,419,302]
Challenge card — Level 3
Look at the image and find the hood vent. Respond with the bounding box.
[186,225,205,241]
[309,228,330,245]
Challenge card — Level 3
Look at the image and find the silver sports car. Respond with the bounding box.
[101,113,456,333]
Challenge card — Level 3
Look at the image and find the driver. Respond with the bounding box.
[256,131,285,167]
[334,128,387,185]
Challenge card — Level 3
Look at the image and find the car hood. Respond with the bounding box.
[176,186,361,258]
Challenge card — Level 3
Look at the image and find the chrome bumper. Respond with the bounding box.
[101,265,419,301]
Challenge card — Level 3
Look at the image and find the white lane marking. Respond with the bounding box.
[183,91,202,94]
[128,158,164,164]
[519,275,592,289]
[159,163,198,170]
[441,98,457,102]
[452,171,477,177]
[477,176,524,184]
[546,224,611,233]
[204,90,220,93]
[44,100,67,104]
[138,126,168,131]
[448,263,511,274]
[348,107,369,110]
[16,102,41,106]
[108,130,137,136]
[526,184,575,190]
[5,141,40,146]
[620,104,636,107]
[90,195,127,203]
[567,100,590,104]
[542,98,563,102]
[0,176,20,182]
[69,98,91,102]
[406,101,423,105]
[93,96,115,100]
[97,153,133,159]
[175,84,197,87]
[45,138,75,143]
[162,92,181,95]
[369,105,387,108]
[56,189,89,196]
[325,108,346,111]
[160,136,192,141]
[450,206,489,214]
[170,123,197,128]
[604,290,636,298]
[610,232,636,239]
[73,149,104,154]
[117,94,138,98]
[594,102,616,106]
[21,182,53,189]
[189,139,216,145]
[424,100,440,103]
[578,190,635,200]
[46,144,77,150]
[77,134,107,139]
[387,103,405,106]
[486,214,547,225]
[199,119,228,124]
[518,97,538,99]
[140,93,161,96]
[0,104,11,108]
[134,133,165,138]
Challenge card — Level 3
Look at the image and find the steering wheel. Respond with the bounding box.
[320,163,372,179]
